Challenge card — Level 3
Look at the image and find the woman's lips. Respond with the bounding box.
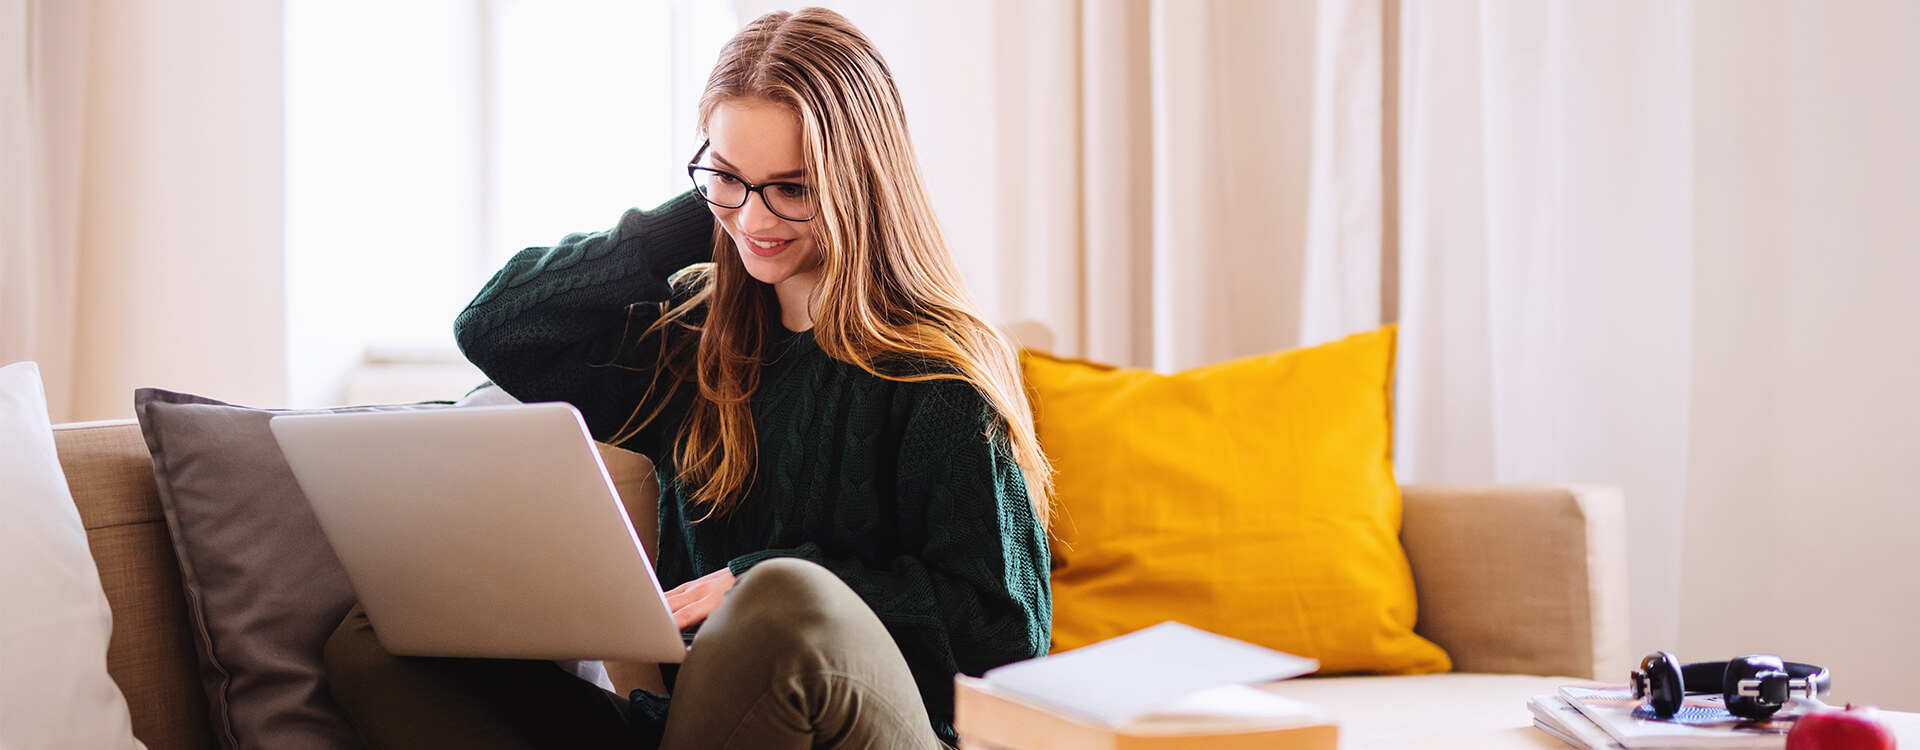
[743,233,793,257]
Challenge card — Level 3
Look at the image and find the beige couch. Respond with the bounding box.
[54,417,1630,750]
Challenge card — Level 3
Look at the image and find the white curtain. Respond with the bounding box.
[0,0,91,423]
[1300,0,1388,348]
[2,1,284,423]
[1396,0,1695,658]
[733,0,1386,371]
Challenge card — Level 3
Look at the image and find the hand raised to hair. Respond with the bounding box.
[664,566,736,631]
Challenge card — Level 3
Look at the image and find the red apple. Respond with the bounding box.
[1787,705,1897,750]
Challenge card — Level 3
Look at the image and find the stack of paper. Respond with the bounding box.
[1530,693,1628,749]
[954,622,1337,749]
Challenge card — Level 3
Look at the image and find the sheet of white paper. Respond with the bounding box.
[981,621,1320,727]
[1131,684,1326,725]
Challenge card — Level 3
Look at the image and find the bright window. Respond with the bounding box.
[284,0,734,407]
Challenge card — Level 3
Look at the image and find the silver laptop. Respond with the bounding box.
[269,402,686,664]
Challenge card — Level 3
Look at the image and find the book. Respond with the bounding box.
[1529,693,1627,749]
[953,622,1336,749]
[956,677,1337,750]
[1556,685,1808,749]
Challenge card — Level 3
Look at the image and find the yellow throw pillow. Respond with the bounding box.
[1024,325,1450,675]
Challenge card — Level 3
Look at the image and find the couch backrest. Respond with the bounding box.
[54,420,214,750]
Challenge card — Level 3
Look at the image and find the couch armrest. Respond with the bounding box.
[1400,483,1632,680]
[55,419,214,750]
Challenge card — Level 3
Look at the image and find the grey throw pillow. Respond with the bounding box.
[133,389,473,750]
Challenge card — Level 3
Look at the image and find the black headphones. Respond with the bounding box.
[1630,652,1832,720]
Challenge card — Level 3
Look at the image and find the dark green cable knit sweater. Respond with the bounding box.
[452,191,1050,743]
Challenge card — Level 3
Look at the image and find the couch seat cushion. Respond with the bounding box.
[1261,673,1576,749]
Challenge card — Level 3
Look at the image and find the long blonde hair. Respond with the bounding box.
[615,7,1052,526]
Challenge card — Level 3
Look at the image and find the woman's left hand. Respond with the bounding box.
[664,567,736,631]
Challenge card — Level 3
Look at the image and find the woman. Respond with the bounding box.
[324,8,1052,749]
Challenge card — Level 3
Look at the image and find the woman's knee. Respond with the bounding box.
[709,558,866,647]
[666,560,938,748]
[733,558,845,610]
[736,556,841,593]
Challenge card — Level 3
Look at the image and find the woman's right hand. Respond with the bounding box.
[664,566,736,631]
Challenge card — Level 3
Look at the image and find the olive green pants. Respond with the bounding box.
[325,558,952,750]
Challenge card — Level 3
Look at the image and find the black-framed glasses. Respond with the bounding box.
[687,141,818,222]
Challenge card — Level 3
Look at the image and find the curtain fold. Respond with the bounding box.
[1300,0,1386,348]
[1397,0,1695,662]
[1,0,91,423]
[10,0,284,422]
[1077,0,1155,367]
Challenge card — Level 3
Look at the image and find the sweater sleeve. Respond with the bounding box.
[453,191,714,446]
[726,383,1052,725]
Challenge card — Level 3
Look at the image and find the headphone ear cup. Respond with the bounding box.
[1644,652,1685,718]
[1723,655,1790,720]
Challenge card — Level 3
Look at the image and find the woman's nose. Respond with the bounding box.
[736,190,783,230]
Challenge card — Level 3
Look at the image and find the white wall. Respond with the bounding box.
[68,0,286,420]
[1686,0,1920,710]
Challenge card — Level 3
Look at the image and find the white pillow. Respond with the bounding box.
[0,362,146,750]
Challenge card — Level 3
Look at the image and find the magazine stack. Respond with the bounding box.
[1530,685,1807,749]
